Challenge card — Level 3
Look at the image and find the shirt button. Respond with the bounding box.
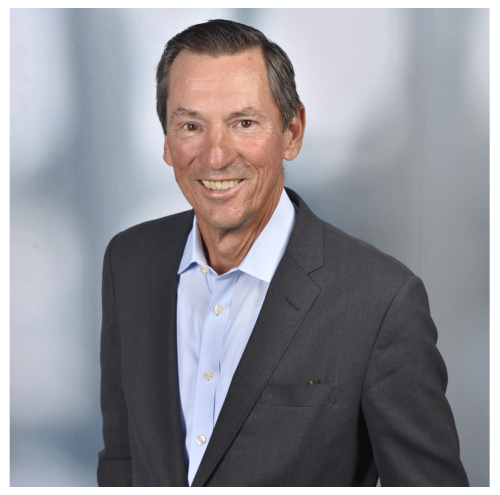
[204,370,214,380]
[200,267,209,274]
[197,435,206,445]
[214,305,223,315]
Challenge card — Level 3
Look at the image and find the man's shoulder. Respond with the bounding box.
[285,187,414,285]
[320,218,415,285]
[106,209,193,259]
[115,209,193,241]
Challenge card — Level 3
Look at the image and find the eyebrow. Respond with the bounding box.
[169,106,267,125]
[227,107,267,120]
[169,108,201,125]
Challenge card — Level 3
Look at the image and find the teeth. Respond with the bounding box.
[201,179,242,191]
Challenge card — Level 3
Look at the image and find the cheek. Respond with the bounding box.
[170,138,199,166]
[245,135,283,170]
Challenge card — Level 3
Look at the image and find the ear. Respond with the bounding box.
[283,104,306,161]
[163,134,173,166]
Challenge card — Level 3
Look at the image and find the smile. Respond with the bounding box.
[200,179,243,191]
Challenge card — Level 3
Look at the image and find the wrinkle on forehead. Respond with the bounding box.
[184,68,266,92]
[169,47,271,94]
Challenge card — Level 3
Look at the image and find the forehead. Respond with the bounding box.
[167,47,271,105]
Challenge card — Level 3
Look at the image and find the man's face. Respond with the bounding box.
[163,47,296,231]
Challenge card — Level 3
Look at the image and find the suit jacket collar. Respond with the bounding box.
[152,187,324,486]
[283,187,324,274]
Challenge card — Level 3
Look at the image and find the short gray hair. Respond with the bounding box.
[156,19,302,135]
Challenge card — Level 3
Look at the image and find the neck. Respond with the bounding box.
[196,182,284,275]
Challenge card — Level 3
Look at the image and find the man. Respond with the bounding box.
[98,19,469,487]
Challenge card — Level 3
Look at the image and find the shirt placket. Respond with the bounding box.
[187,270,238,483]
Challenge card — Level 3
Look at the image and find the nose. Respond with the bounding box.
[201,124,238,170]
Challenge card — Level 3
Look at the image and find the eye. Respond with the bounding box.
[185,123,199,131]
[240,120,253,128]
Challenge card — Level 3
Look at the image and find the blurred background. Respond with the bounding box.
[10,8,489,487]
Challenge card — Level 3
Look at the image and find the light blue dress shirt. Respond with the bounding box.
[176,188,297,486]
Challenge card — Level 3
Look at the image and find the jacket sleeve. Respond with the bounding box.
[361,275,469,486]
[97,236,133,487]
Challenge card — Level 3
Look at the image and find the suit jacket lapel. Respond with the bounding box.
[149,209,194,487]
[192,187,324,487]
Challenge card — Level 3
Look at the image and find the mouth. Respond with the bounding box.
[199,179,244,192]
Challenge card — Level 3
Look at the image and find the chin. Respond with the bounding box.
[206,218,246,231]
[202,210,249,231]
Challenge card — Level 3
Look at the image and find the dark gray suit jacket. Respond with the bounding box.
[98,187,469,487]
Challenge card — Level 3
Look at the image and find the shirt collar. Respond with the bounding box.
[177,188,297,283]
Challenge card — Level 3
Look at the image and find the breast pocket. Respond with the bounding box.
[259,382,338,407]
